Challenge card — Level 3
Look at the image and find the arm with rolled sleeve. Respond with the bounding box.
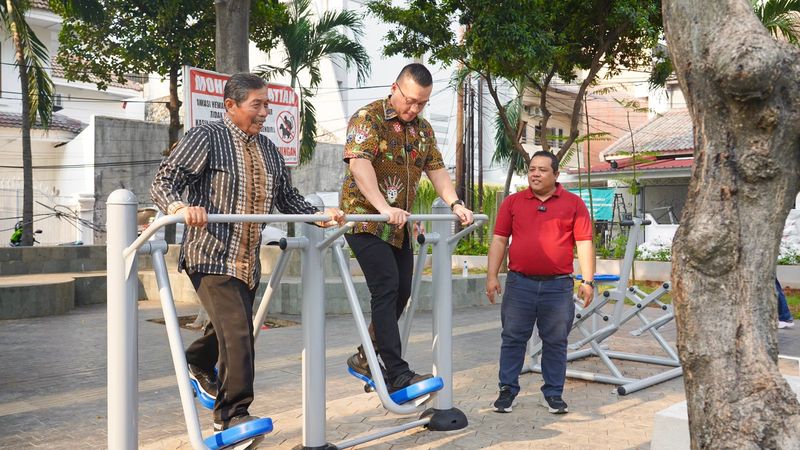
[150,127,209,215]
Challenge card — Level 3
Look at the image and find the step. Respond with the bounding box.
[650,375,800,450]
[70,271,108,306]
[0,274,75,319]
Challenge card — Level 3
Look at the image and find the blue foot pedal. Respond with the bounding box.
[576,274,620,282]
[189,378,216,410]
[347,367,444,404]
[204,418,273,450]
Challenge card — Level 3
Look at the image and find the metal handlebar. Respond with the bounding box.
[620,219,651,226]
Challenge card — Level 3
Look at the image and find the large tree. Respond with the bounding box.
[2,0,54,246]
[215,0,250,74]
[663,0,800,448]
[53,0,215,149]
[369,0,661,165]
[253,0,371,164]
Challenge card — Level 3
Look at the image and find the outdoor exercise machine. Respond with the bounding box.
[521,217,682,395]
[107,191,486,449]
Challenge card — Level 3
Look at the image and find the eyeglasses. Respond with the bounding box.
[395,84,429,110]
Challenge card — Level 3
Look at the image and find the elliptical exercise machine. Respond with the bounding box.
[522,217,681,395]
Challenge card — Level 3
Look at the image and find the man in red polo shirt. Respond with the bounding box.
[486,150,595,415]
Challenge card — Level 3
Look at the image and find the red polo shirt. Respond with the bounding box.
[494,183,593,276]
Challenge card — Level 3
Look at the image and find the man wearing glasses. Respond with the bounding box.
[339,63,473,392]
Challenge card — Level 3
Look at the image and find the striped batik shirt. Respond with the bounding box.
[151,115,317,288]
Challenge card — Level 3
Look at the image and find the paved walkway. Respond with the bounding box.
[0,300,798,450]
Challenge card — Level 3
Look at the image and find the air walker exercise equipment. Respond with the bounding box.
[107,191,486,450]
[521,217,682,395]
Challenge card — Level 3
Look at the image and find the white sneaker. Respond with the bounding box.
[779,320,795,329]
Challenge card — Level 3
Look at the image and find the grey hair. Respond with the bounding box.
[223,72,267,105]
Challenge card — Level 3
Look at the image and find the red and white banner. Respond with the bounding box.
[183,66,299,166]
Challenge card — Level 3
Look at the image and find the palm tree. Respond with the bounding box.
[752,0,800,45]
[0,0,54,246]
[492,95,528,197]
[253,0,371,164]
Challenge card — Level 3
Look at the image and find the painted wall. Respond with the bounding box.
[92,116,169,243]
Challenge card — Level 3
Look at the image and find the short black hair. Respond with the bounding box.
[396,63,433,87]
[530,150,559,173]
[224,72,267,105]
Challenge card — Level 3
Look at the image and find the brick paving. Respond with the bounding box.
[0,299,797,449]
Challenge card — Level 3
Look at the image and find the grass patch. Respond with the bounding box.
[784,289,800,319]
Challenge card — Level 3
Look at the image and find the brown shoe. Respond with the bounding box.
[388,371,433,393]
[346,345,388,381]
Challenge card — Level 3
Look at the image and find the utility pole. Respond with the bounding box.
[477,77,484,241]
[467,77,475,211]
[455,77,465,205]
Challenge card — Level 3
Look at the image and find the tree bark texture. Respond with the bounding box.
[215,0,251,74]
[664,1,800,448]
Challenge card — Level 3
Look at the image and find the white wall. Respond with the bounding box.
[0,13,144,124]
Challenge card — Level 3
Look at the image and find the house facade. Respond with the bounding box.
[0,2,145,244]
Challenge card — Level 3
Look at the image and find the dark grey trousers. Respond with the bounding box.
[185,272,258,423]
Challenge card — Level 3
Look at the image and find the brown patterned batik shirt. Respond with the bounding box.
[151,115,317,289]
[340,97,445,248]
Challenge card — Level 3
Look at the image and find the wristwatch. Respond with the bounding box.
[450,199,465,210]
[582,279,596,288]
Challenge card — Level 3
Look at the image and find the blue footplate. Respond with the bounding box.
[575,274,620,282]
[189,378,216,410]
[347,367,444,404]
[204,417,273,450]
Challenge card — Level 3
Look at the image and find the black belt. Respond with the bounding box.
[512,271,572,281]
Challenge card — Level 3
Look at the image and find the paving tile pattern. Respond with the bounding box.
[1,300,797,449]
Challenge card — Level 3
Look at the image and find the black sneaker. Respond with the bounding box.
[214,413,262,431]
[346,345,388,381]
[213,415,266,449]
[388,370,433,393]
[493,385,517,413]
[188,364,218,399]
[542,395,569,414]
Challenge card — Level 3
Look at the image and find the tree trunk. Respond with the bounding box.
[663,0,800,448]
[503,158,514,197]
[9,0,33,247]
[166,63,182,151]
[215,0,251,74]
[456,77,465,204]
[163,63,182,244]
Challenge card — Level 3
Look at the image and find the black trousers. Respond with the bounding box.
[185,272,258,423]
[345,231,413,380]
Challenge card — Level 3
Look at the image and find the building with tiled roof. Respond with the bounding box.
[601,108,693,159]
[0,4,149,244]
[563,108,694,223]
[30,0,50,10]
[0,111,86,134]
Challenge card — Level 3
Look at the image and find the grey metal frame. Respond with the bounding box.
[325,199,486,448]
[522,217,682,395]
[107,190,487,449]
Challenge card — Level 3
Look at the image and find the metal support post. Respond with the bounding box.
[297,195,335,450]
[421,198,468,431]
[106,189,139,450]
